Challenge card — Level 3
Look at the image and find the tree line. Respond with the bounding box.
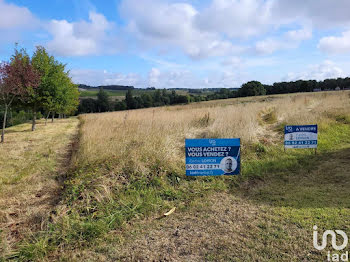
[79,84,134,91]
[265,78,350,94]
[78,88,192,113]
[77,76,349,114]
[0,46,79,142]
[77,81,267,113]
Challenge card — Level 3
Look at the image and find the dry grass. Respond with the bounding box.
[0,118,79,256]
[77,91,350,168]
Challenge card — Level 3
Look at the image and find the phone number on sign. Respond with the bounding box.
[186,164,220,170]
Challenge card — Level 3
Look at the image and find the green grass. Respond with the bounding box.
[79,89,128,97]
[9,113,350,261]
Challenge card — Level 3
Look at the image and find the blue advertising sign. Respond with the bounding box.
[284,125,318,149]
[185,138,240,176]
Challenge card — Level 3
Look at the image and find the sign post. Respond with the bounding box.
[185,138,240,176]
[284,125,318,153]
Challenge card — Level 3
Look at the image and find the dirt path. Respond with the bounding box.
[0,118,79,256]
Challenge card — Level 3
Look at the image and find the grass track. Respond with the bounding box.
[0,118,79,258]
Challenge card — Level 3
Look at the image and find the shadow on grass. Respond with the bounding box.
[236,147,350,209]
[5,128,32,134]
[4,119,73,134]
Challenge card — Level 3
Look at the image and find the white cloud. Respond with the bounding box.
[70,69,145,87]
[284,60,345,81]
[5,0,350,88]
[206,71,247,88]
[120,0,244,59]
[140,55,183,69]
[119,0,324,59]
[285,28,312,42]
[0,0,39,46]
[221,57,242,67]
[148,68,160,86]
[271,0,350,29]
[46,12,119,56]
[255,38,283,55]
[146,69,211,88]
[195,0,273,38]
[0,0,37,29]
[255,28,312,55]
[70,67,247,89]
[318,30,350,54]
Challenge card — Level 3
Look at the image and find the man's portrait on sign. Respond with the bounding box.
[220,156,237,174]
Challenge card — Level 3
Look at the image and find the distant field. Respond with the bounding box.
[79,89,128,97]
[79,88,210,99]
[1,91,350,261]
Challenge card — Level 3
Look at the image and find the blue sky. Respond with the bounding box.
[1,0,350,88]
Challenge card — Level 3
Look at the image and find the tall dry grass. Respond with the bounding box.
[76,91,350,176]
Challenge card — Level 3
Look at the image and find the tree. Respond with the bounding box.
[175,94,190,104]
[58,82,80,116]
[170,90,177,104]
[0,47,39,142]
[140,93,153,108]
[238,81,266,97]
[218,88,230,99]
[32,46,79,123]
[96,87,110,112]
[31,46,58,125]
[114,100,127,111]
[52,72,79,117]
[152,89,164,106]
[79,98,98,113]
[125,89,136,109]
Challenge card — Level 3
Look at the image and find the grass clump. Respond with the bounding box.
[335,114,350,124]
[262,108,278,124]
[192,112,211,127]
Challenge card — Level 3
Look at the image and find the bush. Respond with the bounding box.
[12,110,31,126]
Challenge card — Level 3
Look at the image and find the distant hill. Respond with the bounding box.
[173,87,239,93]
[78,84,134,91]
[78,85,239,93]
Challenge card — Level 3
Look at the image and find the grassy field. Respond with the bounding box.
[79,89,129,97]
[79,88,203,99]
[0,118,79,259]
[1,91,350,261]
